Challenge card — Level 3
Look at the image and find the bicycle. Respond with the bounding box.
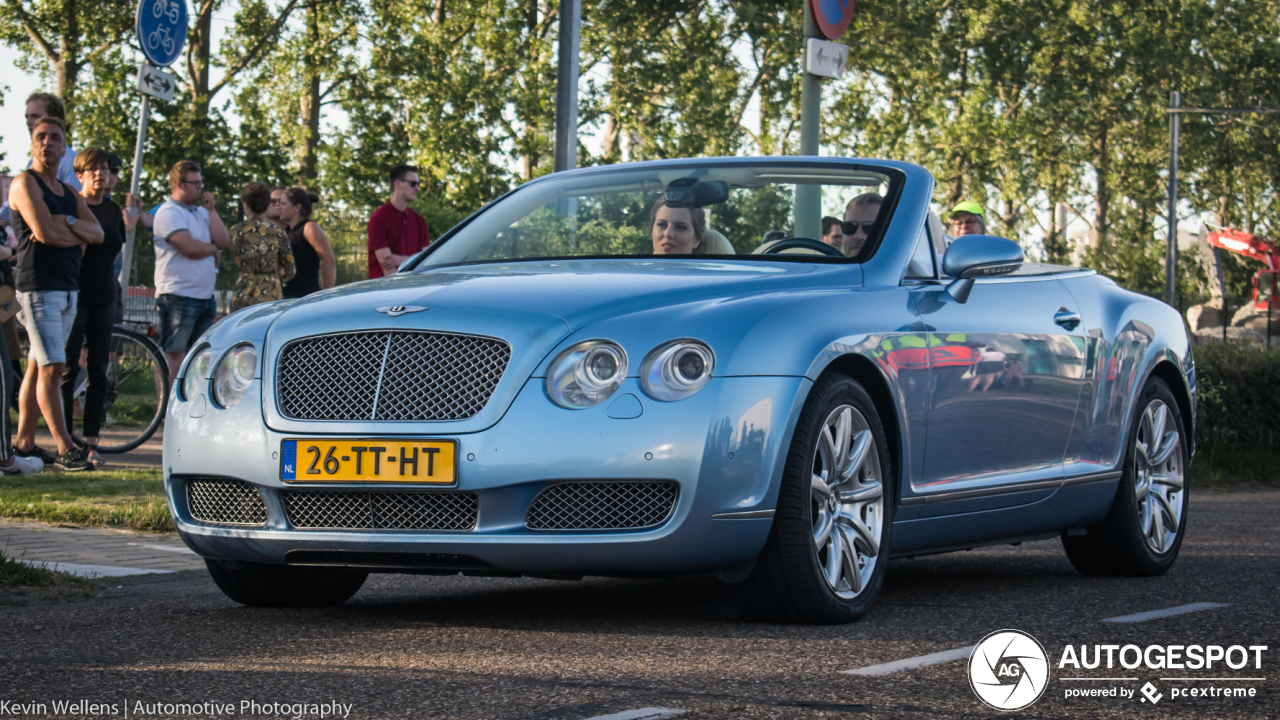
[16,323,170,454]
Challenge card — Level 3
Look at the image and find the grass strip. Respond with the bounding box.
[0,468,173,532]
[0,547,98,599]
[1190,443,1280,488]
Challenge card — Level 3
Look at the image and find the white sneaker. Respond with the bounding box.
[1,455,44,475]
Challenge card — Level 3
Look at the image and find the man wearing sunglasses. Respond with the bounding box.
[367,164,431,278]
[840,192,883,258]
[948,201,986,237]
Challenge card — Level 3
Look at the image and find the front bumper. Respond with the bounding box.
[163,375,810,574]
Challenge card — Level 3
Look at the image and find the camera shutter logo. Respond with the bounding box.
[968,630,1050,711]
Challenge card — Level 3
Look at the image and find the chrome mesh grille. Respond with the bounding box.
[526,482,678,530]
[187,477,267,526]
[277,331,511,421]
[281,491,478,530]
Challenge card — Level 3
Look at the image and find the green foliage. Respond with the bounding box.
[1193,344,1280,451]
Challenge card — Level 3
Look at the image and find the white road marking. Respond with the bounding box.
[842,645,976,676]
[582,709,687,720]
[1103,602,1228,624]
[127,542,197,555]
[20,561,175,578]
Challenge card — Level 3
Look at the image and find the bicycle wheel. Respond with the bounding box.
[72,327,170,453]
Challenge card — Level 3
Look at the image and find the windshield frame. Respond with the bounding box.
[404,157,910,272]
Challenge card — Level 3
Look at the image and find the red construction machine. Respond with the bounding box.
[1206,227,1279,313]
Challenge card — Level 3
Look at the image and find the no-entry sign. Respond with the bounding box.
[808,0,854,40]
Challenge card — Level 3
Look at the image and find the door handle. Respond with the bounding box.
[1054,308,1082,331]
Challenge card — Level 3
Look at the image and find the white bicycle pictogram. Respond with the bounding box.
[151,0,180,24]
[147,25,175,56]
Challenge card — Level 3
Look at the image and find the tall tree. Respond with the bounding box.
[0,0,133,108]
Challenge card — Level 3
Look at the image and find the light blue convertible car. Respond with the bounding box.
[165,157,1195,623]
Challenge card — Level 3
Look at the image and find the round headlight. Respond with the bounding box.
[182,346,212,401]
[546,340,628,409]
[212,344,258,408]
[641,339,715,401]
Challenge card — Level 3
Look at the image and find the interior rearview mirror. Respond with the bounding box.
[665,178,729,208]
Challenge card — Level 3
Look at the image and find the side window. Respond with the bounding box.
[904,223,936,279]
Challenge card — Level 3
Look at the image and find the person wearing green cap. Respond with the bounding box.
[949,200,985,237]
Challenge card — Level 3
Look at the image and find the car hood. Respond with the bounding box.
[260,259,838,434]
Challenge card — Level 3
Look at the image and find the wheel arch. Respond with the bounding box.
[1146,356,1196,461]
[816,353,903,493]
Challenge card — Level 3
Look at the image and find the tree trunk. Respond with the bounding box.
[434,0,445,24]
[602,113,620,159]
[189,0,215,120]
[56,0,81,110]
[1092,126,1110,244]
[297,0,321,185]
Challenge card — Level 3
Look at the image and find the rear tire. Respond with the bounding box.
[205,559,368,607]
[1062,377,1189,576]
[734,374,894,624]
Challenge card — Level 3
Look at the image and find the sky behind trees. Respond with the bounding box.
[2,0,1279,302]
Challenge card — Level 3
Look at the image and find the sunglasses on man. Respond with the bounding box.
[400,179,420,188]
[840,220,879,236]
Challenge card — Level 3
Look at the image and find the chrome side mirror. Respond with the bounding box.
[941,235,1024,303]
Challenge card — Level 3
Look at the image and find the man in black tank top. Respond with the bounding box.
[7,116,102,472]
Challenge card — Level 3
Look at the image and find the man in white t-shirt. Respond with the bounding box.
[152,160,229,383]
[0,92,79,228]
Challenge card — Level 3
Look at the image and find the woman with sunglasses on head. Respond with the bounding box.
[278,187,336,299]
[60,148,126,467]
[841,192,883,259]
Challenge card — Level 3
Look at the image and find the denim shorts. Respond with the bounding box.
[16,290,78,366]
[157,293,218,354]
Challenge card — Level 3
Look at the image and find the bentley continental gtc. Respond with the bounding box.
[164,157,1195,623]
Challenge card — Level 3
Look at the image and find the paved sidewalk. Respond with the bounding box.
[25,427,162,470]
[0,518,203,577]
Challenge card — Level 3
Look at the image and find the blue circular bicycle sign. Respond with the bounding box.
[136,0,189,67]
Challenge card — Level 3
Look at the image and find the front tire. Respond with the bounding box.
[1062,377,1189,576]
[206,560,368,607]
[735,374,894,624]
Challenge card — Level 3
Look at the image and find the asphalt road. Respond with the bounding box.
[3,487,1276,720]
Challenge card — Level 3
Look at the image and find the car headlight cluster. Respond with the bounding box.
[545,338,714,409]
[212,344,258,408]
[182,346,212,401]
[641,339,715,401]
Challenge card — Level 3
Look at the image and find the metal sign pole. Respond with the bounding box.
[1165,91,1180,308]
[793,2,823,241]
[118,92,151,291]
[553,0,581,173]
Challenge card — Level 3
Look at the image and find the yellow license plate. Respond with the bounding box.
[281,439,456,483]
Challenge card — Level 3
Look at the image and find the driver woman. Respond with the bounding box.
[650,198,706,255]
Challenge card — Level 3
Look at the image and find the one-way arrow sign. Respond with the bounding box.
[136,64,176,102]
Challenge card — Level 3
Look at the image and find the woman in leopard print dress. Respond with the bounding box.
[228,182,295,311]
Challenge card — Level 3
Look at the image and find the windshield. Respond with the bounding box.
[416,161,902,268]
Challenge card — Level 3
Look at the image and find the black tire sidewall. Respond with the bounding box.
[774,374,895,621]
[1112,378,1190,574]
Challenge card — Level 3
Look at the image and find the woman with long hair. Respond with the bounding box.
[277,188,336,298]
[228,182,295,311]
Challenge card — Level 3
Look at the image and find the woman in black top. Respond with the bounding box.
[278,188,336,298]
[60,148,125,466]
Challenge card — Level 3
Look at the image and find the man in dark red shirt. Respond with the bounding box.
[367,164,430,278]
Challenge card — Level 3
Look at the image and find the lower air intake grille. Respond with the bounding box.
[280,491,478,530]
[526,481,678,530]
[187,477,267,526]
[285,550,489,570]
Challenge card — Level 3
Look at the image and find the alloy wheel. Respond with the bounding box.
[1134,399,1184,554]
[810,404,884,599]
